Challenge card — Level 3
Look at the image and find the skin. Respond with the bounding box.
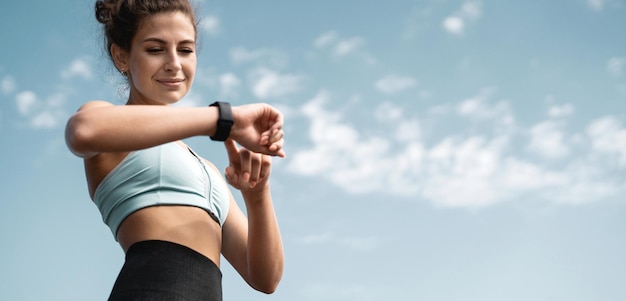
[65,11,284,293]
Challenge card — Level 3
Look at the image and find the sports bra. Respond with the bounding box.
[93,142,230,240]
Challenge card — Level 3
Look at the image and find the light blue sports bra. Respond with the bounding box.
[93,142,230,240]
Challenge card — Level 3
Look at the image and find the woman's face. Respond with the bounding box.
[124,11,196,105]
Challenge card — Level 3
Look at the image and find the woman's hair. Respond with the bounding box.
[95,0,198,62]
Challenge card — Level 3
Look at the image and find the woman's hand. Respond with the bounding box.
[224,139,272,192]
[230,104,286,158]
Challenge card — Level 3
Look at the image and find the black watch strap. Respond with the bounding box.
[209,101,234,141]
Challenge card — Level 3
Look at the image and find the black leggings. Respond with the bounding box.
[108,240,222,301]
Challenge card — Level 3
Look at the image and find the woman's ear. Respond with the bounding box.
[111,44,129,73]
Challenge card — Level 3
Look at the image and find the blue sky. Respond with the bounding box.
[1,0,626,300]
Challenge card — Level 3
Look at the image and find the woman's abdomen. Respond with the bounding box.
[116,205,222,266]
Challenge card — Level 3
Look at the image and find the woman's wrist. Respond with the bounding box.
[205,106,221,138]
[241,182,271,205]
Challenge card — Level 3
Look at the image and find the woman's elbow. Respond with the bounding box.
[249,270,283,294]
[253,279,281,294]
[65,113,96,158]
[65,100,112,158]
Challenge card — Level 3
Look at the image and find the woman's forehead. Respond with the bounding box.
[134,11,196,43]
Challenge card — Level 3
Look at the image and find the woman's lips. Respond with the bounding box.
[157,78,185,88]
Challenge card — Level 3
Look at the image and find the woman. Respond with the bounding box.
[65,0,285,300]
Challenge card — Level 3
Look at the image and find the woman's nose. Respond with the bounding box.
[164,51,182,72]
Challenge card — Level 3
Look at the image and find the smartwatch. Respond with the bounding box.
[209,101,234,141]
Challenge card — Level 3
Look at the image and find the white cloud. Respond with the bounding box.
[442,16,465,35]
[527,121,570,159]
[311,31,375,64]
[248,67,302,100]
[373,103,421,143]
[460,1,483,20]
[333,36,365,57]
[548,103,574,118]
[16,91,39,115]
[395,119,421,142]
[500,158,564,191]
[61,58,93,80]
[374,101,403,123]
[586,116,626,166]
[314,30,339,48]
[30,111,62,129]
[375,75,417,95]
[607,56,626,77]
[229,47,288,68]
[14,90,68,129]
[200,15,220,36]
[588,0,623,11]
[288,91,386,182]
[1,76,16,94]
[285,88,626,208]
[219,72,241,99]
[288,92,408,195]
[442,1,483,35]
[456,87,515,131]
[587,0,606,11]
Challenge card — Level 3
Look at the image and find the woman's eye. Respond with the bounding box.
[179,49,194,54]
[147,48,163,53]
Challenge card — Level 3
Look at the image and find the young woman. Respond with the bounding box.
[65,1,285,300]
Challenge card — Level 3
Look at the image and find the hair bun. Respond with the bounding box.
[95,0,115,24]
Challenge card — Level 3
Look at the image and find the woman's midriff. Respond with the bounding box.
[116,205,222,266]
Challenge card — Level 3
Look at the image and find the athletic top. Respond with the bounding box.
[93,142,230,240]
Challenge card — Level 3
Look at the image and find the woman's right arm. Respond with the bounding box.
[65,100,286,158]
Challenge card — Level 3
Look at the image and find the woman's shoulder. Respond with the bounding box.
[76,100,115,111]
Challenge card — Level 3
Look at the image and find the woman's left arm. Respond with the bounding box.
[220,139,284,294]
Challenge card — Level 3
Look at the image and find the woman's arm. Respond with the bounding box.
[65,101,285,158]
[65,101,219,157]
[220,140,284,294]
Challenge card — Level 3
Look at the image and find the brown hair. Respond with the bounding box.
[95,0,198,62]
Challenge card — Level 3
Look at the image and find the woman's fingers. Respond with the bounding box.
[247,152,262,188]
[224,138,273,189]
[268,129,283,145]
[263,127,285,157]
[260,155,272,179]
[224,139,239,163]
[239,148,252,183]
[224,165,238,184]
[260,123,282,143]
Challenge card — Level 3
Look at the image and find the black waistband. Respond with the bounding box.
[109,240,222,301]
